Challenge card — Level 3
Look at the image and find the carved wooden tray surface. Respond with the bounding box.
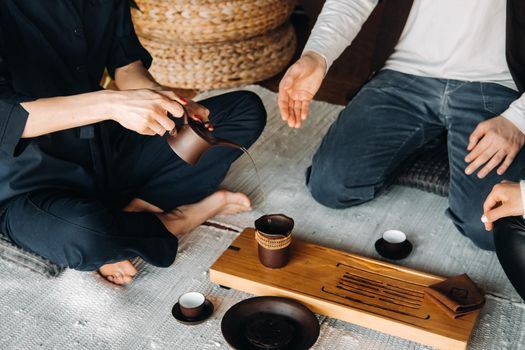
[209,228,481,350]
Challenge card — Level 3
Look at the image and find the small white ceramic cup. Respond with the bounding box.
[382,230,407,244]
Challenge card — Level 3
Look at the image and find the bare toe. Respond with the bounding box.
[98,260,137,286]
[120,261,138,277]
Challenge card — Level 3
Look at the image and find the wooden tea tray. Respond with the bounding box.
[209,229,481,350]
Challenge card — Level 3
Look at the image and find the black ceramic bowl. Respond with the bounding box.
[221,296,319,350]
[375,229,413,260]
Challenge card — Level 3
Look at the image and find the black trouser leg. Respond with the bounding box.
[108,90,267,210]
[0,190,178,271]
[493,216,525,300]
[0,91,266,271]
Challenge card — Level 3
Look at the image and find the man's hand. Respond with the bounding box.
[482,181,523,230]
[278,51,326,129]
[465,116,525,178]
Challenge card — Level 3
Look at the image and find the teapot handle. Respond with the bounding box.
[168,105,189,136]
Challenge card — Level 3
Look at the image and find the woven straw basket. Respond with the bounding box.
[141,23,297,89]
[132,0,296,44]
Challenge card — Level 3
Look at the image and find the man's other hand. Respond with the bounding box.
[465,116,525,178]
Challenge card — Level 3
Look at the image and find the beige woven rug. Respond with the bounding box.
[0,86,523,349]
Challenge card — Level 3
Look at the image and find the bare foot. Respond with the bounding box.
[98,260,137,285]
[156,190,251,238]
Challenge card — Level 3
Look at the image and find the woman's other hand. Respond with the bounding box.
[179,98,212,131]
[109,89,184,136]
[482,181,524,230]
[278,51,326,129]
[153,86,212,131]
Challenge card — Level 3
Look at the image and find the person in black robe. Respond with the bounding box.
[0,0,266,284]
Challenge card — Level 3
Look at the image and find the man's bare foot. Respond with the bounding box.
[98,260,137,285]
[156,190,251,238]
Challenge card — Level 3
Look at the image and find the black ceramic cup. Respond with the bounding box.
[374,229,413,260]
[178,292,206,319]
[255,214,294,269]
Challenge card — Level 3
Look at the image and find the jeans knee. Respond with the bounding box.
[448,208,495,250]
[306,166,374,209]
[467,225,494,250]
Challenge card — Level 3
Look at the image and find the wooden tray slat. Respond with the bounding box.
[210,229,481,350]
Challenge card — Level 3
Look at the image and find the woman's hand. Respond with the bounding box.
[184,98,212,131]
[278,51,326,129]
[152,85,212,131]
[113,61,212,132]
[482,181,524,230]
[108,89,185,136]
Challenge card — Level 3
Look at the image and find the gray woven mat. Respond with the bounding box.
[0,233,64,278]
[0,86,523,350]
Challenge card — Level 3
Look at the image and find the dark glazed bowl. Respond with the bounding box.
[221,296,320,350]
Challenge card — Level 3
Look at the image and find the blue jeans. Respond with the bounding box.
[307,70,525,251]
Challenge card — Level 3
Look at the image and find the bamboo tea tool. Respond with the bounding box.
[210,228,482,350]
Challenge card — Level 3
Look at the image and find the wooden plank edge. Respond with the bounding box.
[210,269,468,350]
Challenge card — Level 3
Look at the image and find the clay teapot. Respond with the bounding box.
[167,106,242,165]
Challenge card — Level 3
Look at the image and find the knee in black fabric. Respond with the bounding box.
[2,192,179,271]
[236,90,267,137]
[3,193,125,270]
[306,166,375,209]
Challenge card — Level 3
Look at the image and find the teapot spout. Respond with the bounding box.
[213,137,244,150]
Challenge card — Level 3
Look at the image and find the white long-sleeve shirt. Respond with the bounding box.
[303,0,525,133]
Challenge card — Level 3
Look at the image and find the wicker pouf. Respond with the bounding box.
[132,0,296,44]
[132,0,297,90]
[142,23,296,89]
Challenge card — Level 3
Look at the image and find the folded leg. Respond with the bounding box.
[445,82,524,250]
[108,90,267,211]
[0,190,177,271]
[307,70,444,208]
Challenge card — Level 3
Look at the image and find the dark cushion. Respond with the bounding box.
[395,135,449,197]
[0,232,64,278]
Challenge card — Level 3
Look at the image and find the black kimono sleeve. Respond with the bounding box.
[106,0,153,78]
[0,34,34,157]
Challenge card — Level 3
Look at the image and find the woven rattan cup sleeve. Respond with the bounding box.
[255,230,292,250]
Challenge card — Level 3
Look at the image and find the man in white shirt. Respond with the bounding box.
[278,0,525,250]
